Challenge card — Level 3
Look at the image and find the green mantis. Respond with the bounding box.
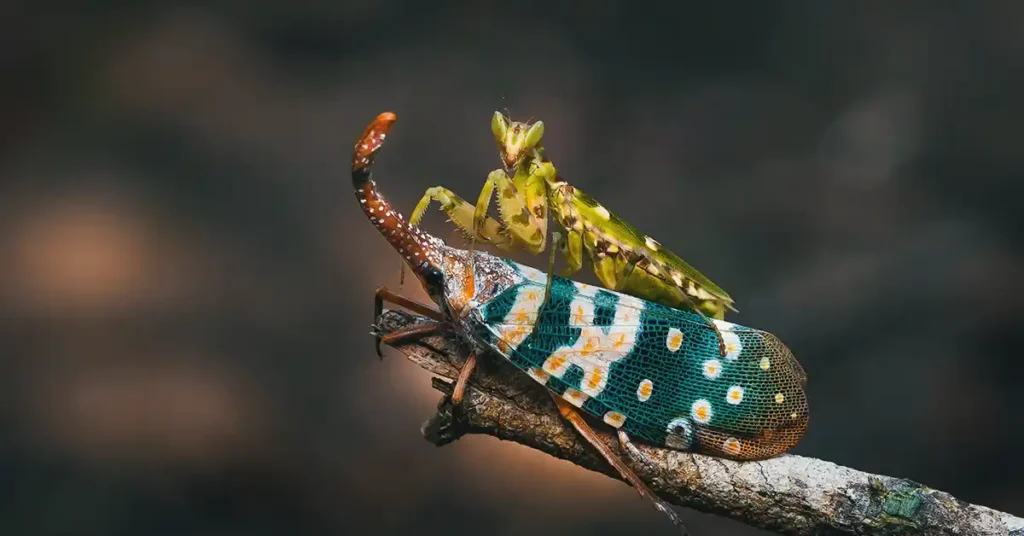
[408,111,736,323]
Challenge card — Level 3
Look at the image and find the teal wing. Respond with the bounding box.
[476,261,808,460]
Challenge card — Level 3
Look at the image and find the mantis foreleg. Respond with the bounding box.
[471,169,548,255]
[405,186,513,283]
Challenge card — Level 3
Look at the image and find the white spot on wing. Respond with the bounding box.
[691,399,713,424]
[637,379,653,402]
[726,385,744,405]
[666,328,684,352]
[603,411,626,428]
[702,359,722,379]
[712,320,743,361]
[562,387,588,408]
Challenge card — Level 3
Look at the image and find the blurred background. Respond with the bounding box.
[2,2,1022,535]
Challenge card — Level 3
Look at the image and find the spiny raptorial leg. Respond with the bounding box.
[404,186,512,286]
[549,394,687,532]
[474,169,548,253]
[374,286,446,357]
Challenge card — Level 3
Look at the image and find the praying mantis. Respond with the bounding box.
[407,112,736,349]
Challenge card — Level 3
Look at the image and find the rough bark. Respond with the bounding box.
[375,309,1024,536]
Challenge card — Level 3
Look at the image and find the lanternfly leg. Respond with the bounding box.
[450,353,478,408]
[378,322,446,355]
[374,285,446,357]
[549,394,687,532]
[375,285,445,322]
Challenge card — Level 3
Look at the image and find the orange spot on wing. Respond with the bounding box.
[587,368,603,389]
[695,406,708,421]
[573,305,586,324]
[545,355,567,372]
[499,325,528,349]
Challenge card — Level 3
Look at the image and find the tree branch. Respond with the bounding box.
[374,309,1024,536]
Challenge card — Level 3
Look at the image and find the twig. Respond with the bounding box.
[374,309,1024,536]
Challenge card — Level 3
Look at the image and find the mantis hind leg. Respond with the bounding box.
[596,253,730,357]
[538,230,582,309]
[541,232,560,306]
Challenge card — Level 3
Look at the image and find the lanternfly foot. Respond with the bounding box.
[617,430,653,468]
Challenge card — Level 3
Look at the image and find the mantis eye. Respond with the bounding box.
[524,121,544,148]
[491,111,508,141]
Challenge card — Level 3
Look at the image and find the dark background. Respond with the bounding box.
[2,2,1022,535]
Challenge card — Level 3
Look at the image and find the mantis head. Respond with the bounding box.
[491,111,544,170]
